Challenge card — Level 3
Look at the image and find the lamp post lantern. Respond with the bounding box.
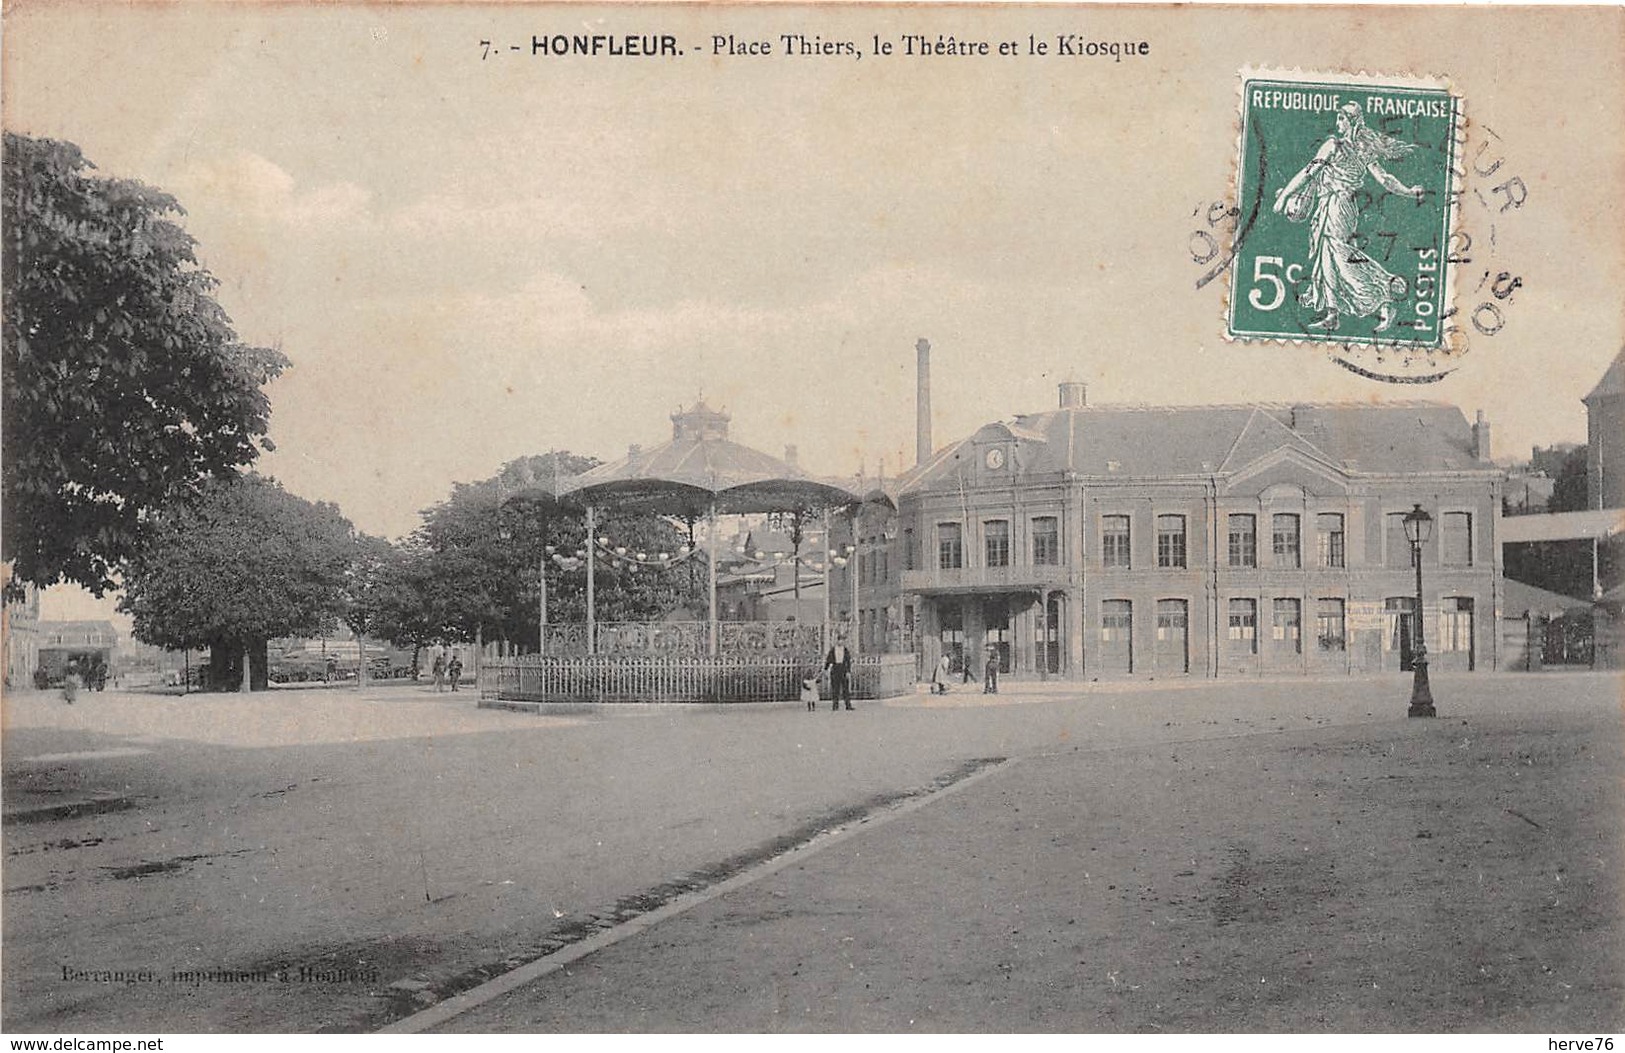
[1402,503,1436,718]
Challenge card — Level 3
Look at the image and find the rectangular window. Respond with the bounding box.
[1387,512,1415,569]
[1316,513,1346,569]
[1272,597,1302,653]
[1272,514,1301,568]
[1440,596,1475,652]
[1155,599,1189,635]
[903,528,914,572]
[1227,598,1258,653]
[1228,514,1257,568]
[984,520,1010,568]
[1384,596,1416,652]
[1032,516,1060,565]
[1441,512,1473,567]
[1101,599,1133,640]
[877,548,889,584]
[1102,515,1131,569]
[937,523,962,570]
[1156,514,1187,569]
[1316,598,1346,652]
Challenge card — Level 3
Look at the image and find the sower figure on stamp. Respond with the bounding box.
[1273,101,1426,334]
[824,635,855,711]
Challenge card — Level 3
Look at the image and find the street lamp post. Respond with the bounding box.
[1402,503,1436,718]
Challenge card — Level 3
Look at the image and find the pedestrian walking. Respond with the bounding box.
[983,647,999,694]
[447,654,463,692]
[824,636,855,711]
[61,660,82,705]
[431,652,446,692]
[931,652,952,695]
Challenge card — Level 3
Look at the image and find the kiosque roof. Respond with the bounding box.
[900,401,1492,494]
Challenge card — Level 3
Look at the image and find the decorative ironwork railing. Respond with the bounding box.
[480,653,917,704]
[542,621,824,657]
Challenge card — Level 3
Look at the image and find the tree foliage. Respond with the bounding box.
[2,132,287,595]
[1548,444,1590,513]
[345,533,444,660]
[406,452,693,648]
[119,475,357,688]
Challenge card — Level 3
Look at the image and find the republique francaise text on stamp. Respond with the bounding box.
[1227,69,1461,354]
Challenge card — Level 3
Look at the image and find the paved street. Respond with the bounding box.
[3,672,1621,1033]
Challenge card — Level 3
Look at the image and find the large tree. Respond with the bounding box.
[2,132,286,596]
[119,475,357,691]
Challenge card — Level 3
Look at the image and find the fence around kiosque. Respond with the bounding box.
[479,653,918,704]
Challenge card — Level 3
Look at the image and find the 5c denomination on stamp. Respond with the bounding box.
[1227,68,1461,356]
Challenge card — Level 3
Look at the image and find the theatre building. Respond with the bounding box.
[892,383,1504,679]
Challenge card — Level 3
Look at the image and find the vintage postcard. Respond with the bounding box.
[2,1,1622,1041]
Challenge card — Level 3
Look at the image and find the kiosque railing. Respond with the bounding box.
[480,653,918,704]
[542,621,823,657]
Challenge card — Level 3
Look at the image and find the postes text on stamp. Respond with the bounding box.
[1228,69,1461,355]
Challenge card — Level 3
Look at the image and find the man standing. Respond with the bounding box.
[431,651,447,692]
[824,636,855,711]
[447,653,463,692]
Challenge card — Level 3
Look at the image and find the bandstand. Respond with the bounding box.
[481,403,915,704]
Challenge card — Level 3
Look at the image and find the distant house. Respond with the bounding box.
[36,619,119,684]
[715,526,828,625]
[1584,348,1624,511]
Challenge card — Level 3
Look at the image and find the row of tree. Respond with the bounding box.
[120,456,694,690]
[3,131,688,690]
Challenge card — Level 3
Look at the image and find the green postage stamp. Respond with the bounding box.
[1228,69,1462,351]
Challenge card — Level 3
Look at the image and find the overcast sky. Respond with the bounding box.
[7,3,1621,623]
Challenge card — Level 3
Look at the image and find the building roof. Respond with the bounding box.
[902,401,1492,494]
[38,620,119,646]
[1500,577,1593,616]
[1583,348,1625,404]
[1496,507,1625,543]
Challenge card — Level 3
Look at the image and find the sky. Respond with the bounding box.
[5,3,1622,624]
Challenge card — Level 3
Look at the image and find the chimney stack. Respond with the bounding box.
[1058,380,1088,409]
[1473,409,1492,461]
[916,338,932,466]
